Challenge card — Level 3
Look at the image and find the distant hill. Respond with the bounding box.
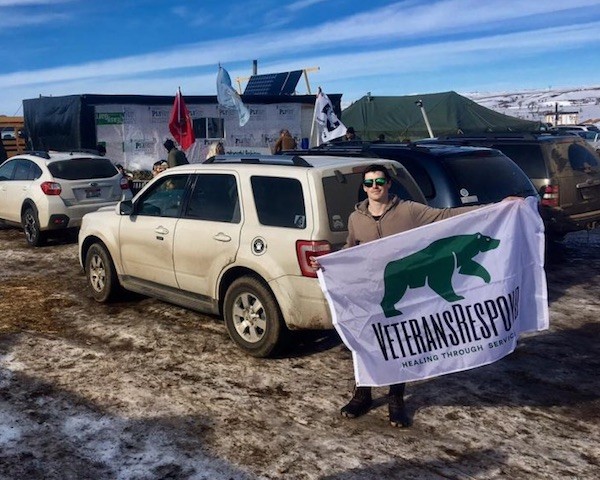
[463,86,600,126]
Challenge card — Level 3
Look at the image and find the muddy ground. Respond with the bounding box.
[0,226,599,479]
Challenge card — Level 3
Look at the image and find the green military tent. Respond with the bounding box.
[341,91,541,141]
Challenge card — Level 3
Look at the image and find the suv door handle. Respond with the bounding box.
[213,232,231,242]
[155,226,169,235]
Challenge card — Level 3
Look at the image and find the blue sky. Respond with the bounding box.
[1,0,599,116]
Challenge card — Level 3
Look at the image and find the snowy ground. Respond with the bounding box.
[0,226,599,480]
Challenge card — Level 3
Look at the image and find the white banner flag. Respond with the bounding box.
[312,89,346,146]
[317,198,548,386]
[217,66,250,127]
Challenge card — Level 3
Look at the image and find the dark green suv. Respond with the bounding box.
[419,133,600,237]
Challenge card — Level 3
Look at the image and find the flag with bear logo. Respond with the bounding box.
[317,197,548,386]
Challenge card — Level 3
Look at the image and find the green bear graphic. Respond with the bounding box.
[380,233,500,318]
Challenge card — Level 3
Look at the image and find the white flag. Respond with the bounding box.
[312,89,346,146]
[317,198,548,386]
[217,66,250,127]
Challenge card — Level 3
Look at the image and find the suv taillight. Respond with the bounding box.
[120,177,130,190]
[296,240,331,278]
[40,181,62,195]
[541,184,559,207]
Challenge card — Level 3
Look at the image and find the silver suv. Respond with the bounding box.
[0,150,130,246]
[78,154,426,357]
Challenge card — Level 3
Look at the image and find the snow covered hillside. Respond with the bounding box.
[464,86,600,126]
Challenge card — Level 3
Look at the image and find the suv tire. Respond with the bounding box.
[86,243,119,302]
[22,206,46,247]
[224,276,287,358]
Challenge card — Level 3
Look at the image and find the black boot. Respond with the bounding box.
[340,386,372,418]
[388,383,411,428]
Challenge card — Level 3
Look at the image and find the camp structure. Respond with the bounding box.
[22,93,342,170]
[341,91,541,141]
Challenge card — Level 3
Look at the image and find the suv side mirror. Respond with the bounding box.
[119,200,133,215]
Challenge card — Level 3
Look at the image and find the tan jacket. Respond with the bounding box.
[272,134,297,153]
[344,195,478,248]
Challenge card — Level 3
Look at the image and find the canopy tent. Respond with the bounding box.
[341,91,541,141]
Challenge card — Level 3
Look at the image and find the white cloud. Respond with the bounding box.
[287,0,328,12]
[1,0,600,113]
[0,0,73,6]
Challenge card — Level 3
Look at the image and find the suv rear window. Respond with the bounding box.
[48,158,118,180]
[490,144,548,178]
[567,142,599,172]
[251,176,306,228]
[442,153,537,204]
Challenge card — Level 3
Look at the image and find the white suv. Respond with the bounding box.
[78,155,426,357]
[0,150,130,246]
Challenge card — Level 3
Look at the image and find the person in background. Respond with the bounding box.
[163,139,189,167]
[310,164,523,428]
[152,160,168,177]
[344,126,360,141]
[96,143,107,156]
[115,164,134,191]
[206,141,225,159]
[0,137,7,164]
[272,129,297,154]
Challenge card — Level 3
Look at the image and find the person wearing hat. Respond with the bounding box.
[152,160,169,177]
[344,127,360,141]
[163,139,189,167]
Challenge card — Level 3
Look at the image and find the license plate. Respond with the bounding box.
[85,188,101,198]
[579,186,599,200]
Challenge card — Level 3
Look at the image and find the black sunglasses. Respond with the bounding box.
[363,177,388,187]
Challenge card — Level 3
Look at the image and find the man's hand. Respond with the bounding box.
[309,256,322,271]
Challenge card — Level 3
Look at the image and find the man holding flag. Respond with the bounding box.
[310,164,533,428]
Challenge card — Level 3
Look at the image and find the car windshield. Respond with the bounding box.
[577,131,600,141]
[48,158,118,180]
[442,153,537,204]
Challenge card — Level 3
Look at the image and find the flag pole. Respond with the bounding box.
[177,87,182,140]
[310,86,321,148]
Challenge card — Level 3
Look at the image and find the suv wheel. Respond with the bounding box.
[85,243,119,302]
[224,276,286,358]
[22,207,46,247]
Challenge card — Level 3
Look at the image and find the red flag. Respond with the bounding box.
[168,88,195,150]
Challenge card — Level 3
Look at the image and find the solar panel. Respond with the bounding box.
[243,70,303,95]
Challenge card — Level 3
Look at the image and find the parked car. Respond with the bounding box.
[78,155,426,357]
[553,124,599,133]
[573,131,600,153]
[0,150,131,246]
[283,142,538,208]
[417,132,600,237]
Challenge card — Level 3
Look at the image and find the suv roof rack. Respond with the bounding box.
[204,154,312,167]
[67,149,103,155]
[23,150,51,159]
[434,131,572,141]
